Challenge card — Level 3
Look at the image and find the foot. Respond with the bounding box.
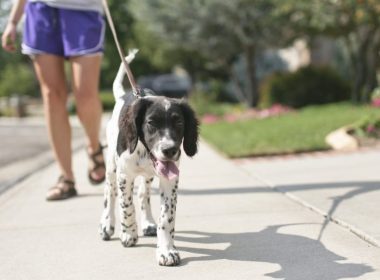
[99,223,115,241]
[87,143,106,185]
[142,224,157,237]
[120,231,138,247]
[99,213,115,240]
[46,176,77,201]
[156,248,181,266]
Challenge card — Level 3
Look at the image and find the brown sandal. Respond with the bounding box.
[88,143,106,185]
[46,176,77,201]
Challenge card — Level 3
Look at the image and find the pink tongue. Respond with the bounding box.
[154,160,179,180]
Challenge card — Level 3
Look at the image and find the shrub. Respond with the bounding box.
[351,115,380,139]
[0,63,39,97]
[189,90,245,118]
[260,66,351,108]
[99,90,116,111]
[69,90,116,114]
[371,87,380,107]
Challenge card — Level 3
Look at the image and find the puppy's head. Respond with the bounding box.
[118,96,199,161]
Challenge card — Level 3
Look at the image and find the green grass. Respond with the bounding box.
[201,103,380,158]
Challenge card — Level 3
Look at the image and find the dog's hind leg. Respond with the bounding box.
[117,170,138,247]
[99,160,117,240]
[138,176,157,236]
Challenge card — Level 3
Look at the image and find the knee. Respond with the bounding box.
[40,86,67,108]
[74,89,101,109]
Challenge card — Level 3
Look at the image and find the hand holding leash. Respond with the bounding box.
[2,22,17,53]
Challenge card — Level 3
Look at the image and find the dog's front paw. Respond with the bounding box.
[142,224,157,237]
[99,223,114,241]
[156,248,181,266]
[120,231,138,247]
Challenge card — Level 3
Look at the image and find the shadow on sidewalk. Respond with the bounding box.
[276,181,380,242]
[178,181,380,243]
[176,224,373,279]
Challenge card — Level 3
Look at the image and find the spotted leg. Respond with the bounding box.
[139,176,157,236]
[117,171,138,247]
[156,179,180,266]
[99,162,117,240]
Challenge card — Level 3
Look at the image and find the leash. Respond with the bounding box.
[102,0,141,97]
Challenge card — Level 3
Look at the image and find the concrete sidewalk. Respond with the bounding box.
[0,142,379,279]
[238,148,380,247]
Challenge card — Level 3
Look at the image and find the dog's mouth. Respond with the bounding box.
[151,157,179,181]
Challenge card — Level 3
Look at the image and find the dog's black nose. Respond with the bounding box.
[162,147,177,158]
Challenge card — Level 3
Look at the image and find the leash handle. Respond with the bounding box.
[102,0,141,96]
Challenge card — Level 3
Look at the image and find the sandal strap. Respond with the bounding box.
[57,175,75,187]
[87,143,106,185]
[47,176,77,201]
[89,143,105,158]
[88,144,106,169]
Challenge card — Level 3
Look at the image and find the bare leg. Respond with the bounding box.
[33,54,74,183]
[70,55,104,181]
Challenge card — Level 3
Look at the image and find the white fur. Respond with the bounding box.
[99,52,181,266]
[164,99,171,111]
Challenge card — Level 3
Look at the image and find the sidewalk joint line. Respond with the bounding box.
[243,169,380,248]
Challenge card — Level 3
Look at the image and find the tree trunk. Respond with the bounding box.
[364,29,380,102]
[244,45,259,107]
[352,28,376,103]
[229,67,249,105]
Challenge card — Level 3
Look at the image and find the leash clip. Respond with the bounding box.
[132,86,144,98]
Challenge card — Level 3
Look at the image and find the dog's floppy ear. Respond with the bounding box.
[180,102,199,157]
[118,98,152,155]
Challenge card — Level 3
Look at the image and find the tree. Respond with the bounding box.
[130,0,295,107]
[285,0,380,102]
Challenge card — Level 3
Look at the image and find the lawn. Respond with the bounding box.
[200,103,380,158]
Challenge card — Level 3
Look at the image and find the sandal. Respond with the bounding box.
[46,176,77,201]
[88,143,106,185]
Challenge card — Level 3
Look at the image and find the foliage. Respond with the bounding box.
[351,115,380,139]
[0,63,38,97]
[101,0,136,87]
[189,79,246,118]
[260,66,351,108]
[99,90,116,111]
[69,90,115,113]
[283,0,380,103]
[201,103,380,158]
[130,0,298,107]
[2,0,380,108]
[190,95,245,119]
[371,87,380,107]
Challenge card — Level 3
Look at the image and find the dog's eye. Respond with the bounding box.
[147,120,156,127]
[174,119,183,126]
[147,120,158,132]
[171,115,183,126]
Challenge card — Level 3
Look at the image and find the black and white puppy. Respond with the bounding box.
[99,50,199,266]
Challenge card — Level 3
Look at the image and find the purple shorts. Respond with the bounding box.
[22,2,105,58]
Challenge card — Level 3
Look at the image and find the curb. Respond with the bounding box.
[0,137,85,196]
[0,114,110,197]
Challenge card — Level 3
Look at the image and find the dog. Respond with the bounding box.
[99,50,199,266]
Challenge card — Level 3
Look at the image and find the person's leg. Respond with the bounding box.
[32,54,74,181]
[70,54,105,181]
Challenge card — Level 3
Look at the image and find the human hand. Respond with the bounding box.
[2,22,17,53]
